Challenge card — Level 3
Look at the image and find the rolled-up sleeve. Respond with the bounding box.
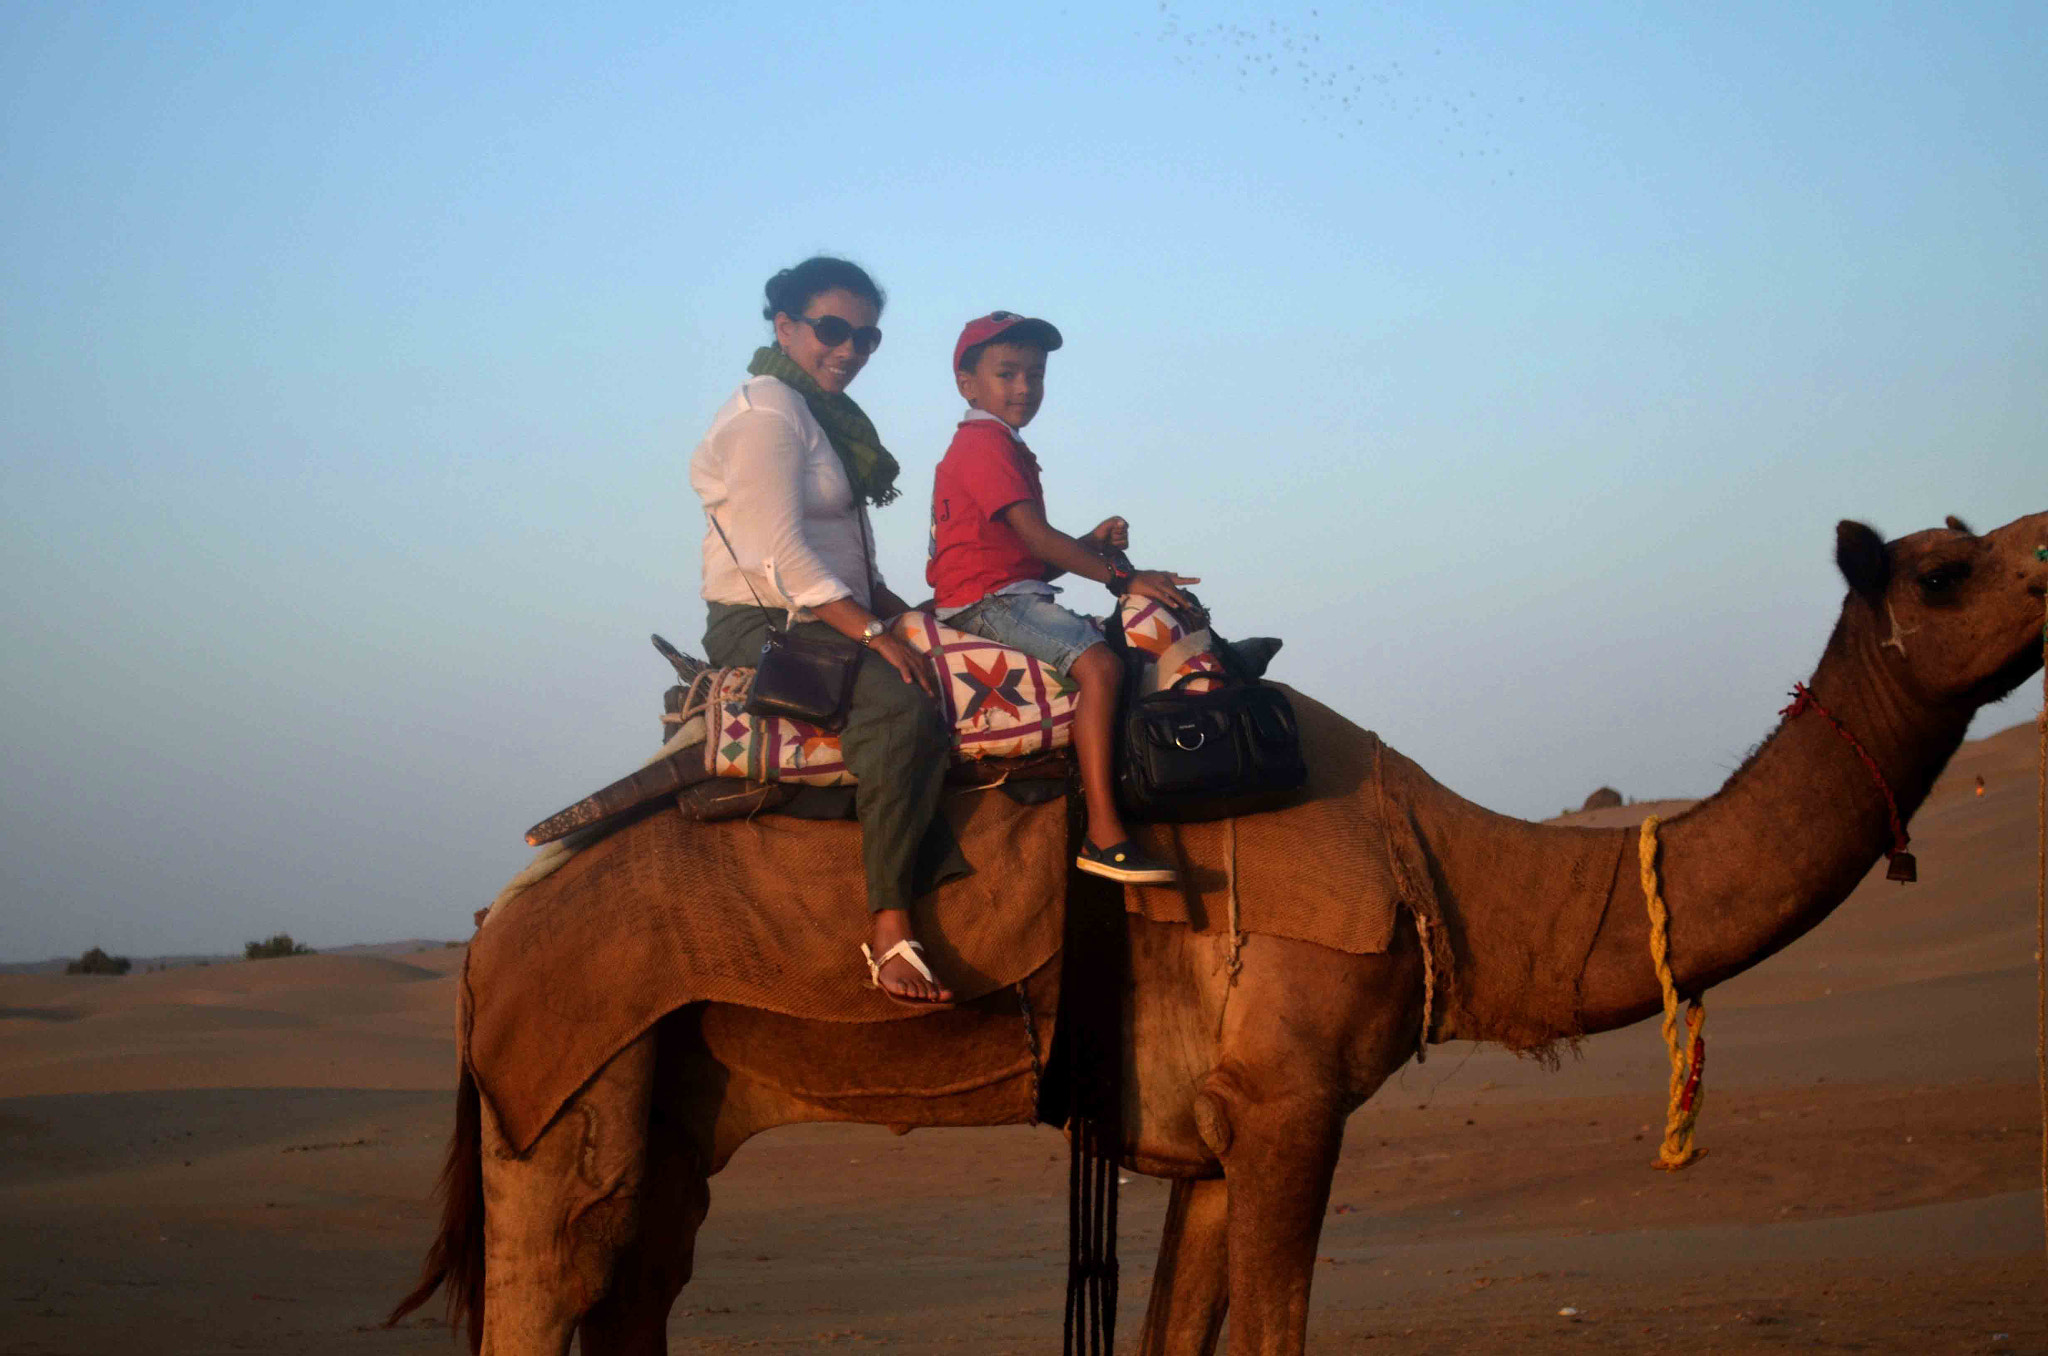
[708,407,854,612]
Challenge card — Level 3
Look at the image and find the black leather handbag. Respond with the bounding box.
[1107,606,1308,823]
[708,511,870,732]
[747,627,862,730]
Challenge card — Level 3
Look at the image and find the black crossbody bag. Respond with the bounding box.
[708,511,868,731]
[1103,588,1307,823]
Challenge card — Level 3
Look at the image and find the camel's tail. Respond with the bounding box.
[386,1065,486,1354]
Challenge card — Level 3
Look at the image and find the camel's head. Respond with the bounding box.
[1836,511,2048,708]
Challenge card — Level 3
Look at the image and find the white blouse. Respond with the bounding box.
[690,375,886,618]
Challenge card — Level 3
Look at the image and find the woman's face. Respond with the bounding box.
[772,287,881,395]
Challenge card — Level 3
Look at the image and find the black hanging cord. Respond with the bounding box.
[1059,780,1126,1356]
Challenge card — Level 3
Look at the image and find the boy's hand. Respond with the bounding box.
[1128,569,1201,615]
[1083,516,1130,552]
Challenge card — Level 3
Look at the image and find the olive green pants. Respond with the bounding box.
[704,603,954,915]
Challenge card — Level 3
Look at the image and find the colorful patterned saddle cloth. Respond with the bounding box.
[687,596,1227,787]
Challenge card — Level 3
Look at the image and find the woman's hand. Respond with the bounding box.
[869,633,937,697]
[812,599,934,696]
[1128,569,1202,615]
[1083,516,1130,552]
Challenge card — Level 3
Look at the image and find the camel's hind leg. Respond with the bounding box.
[478,1033,656,1356]
[577,1025,714,1356]
[1138,1177,1230,1356]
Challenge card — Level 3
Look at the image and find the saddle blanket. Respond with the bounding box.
[695,597,1226,785]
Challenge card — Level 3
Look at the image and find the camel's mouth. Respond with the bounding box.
[1968,642,2046,707]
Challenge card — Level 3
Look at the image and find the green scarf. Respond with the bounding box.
[747,346,901,507]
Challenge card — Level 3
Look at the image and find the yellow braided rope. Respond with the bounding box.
[1639,815,1705,1170]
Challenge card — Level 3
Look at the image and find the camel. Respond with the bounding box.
[392,511,2047,1356]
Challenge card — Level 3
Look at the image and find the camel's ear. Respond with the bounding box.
[1944,514,1974,535]
[1835,520,1891,599]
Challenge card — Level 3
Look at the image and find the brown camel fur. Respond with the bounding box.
[392,512,2048,1356]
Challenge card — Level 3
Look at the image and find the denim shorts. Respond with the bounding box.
[945,592,1105,676]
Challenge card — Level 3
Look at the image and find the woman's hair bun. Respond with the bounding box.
[762,257,886,321]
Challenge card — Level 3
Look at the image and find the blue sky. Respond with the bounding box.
[2,1,2042,960]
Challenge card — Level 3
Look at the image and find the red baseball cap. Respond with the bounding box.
[953,311,1064,370]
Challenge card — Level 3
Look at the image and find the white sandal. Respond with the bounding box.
[861,939,951,1007]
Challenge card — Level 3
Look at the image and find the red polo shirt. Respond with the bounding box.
[926,414,1053,608]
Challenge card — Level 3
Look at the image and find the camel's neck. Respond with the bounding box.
[1569,601,1971,1031]
[1413,597,1975,1047]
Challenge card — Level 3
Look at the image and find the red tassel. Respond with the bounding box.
[1676,1029,1706,1114]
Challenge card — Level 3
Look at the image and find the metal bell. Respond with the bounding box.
[1885,851,1917,884]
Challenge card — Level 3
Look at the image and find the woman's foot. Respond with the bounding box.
[866,910,953,1004]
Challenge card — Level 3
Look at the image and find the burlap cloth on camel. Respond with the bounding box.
[465,788,1069,1150]
[1125,685,1613,1054]
[1122,687,1421,955]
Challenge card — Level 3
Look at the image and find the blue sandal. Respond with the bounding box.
[1076,839,1177,885]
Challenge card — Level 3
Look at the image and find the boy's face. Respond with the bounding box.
[956,342,1046,429]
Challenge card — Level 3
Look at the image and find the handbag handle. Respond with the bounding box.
[1150,662,1259,699]
[1164,669,1229,695]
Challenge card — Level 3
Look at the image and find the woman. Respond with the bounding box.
[689,256,955,1005]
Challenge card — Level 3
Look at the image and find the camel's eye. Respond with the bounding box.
[1916,561,1972,602]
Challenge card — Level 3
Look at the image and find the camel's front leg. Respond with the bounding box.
[1138,1176,1230,1356]
[1206,1084,1345,1356]
[1198,935,1422,1356]
[479,1033,655,1356]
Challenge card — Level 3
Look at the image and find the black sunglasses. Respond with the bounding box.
[789,313,883,355]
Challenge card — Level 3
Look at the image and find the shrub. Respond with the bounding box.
[244,933,313,960]
[66,946,131,976]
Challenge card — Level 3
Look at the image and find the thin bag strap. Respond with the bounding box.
[856,503,879,603]
[707,502,879,633]
[706,510,780,631]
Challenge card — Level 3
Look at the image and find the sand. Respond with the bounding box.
[3,720,2043,1354]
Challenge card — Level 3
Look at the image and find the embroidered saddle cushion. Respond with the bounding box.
[703,598,1227,786]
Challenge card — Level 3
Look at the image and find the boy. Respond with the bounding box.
[927,311,1200,884]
